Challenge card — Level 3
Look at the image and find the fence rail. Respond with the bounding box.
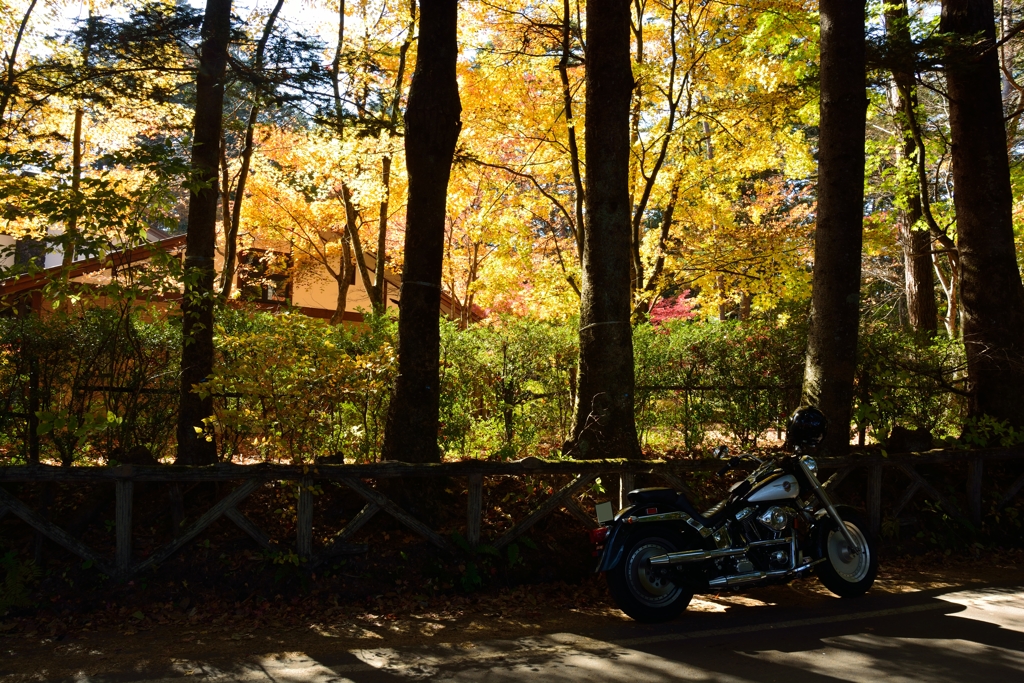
[0,447,1022,580]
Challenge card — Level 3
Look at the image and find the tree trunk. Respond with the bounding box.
[641,172,681,308]
[900,205,938,334]
[717,274,728,321]
[220,0,284,300]
[61,106,84,268]
[62,13,93,269]
[802,0,866,454]
[373,155,392,310]
[370,2,415,312]
[343,183,378,310]
[558,0,585,256]
[885,0,938,336]
[0,0,38,134]
[566,0,641,460]
[942,0,1024,427]
[177,0,232,465]
[380,0,461,464]
[629,0,682,295]
[331,236,353,325]
[933,251,960,338]
[738,291,752,321]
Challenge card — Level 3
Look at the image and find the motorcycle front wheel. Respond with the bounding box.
[816,510,878,598]
[606,533,693,623]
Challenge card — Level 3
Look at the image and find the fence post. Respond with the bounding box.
[867,464,882,537]
[27,357,39,465]
[619,472,634,510]
[116,479,133,577]
[297,476,313,561]
[967,457,983,526]
[467,473,482,547]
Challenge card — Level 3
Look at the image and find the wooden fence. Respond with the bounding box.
[0,447,1022,579]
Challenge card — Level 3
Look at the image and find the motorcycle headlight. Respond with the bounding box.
[802,455,818,476]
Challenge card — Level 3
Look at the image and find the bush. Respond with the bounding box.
[205,309,396,463]
[0,305,178,464]
[438,316,577,459]
[634,319,805,450]
[853,326,968,445]
[0,303,977,462]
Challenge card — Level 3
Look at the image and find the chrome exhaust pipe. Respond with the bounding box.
[708,565,794,588]
[648,537,791,567]
[648,547,745,566]
[708,570,768,587]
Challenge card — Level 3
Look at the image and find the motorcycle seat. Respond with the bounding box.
[627,488,678,506]
[627,488,729,527]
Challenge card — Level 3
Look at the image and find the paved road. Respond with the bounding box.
[96,585,1024,683]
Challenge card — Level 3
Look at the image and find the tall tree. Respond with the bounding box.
[177,0,232,465]
[941,0,1024,427]
[802,0,867,453]
[341,0,416,315]
[566,0,641,459]
[884,0,938,336]
[0,0,39,137]
[380,0,461,464]
[220,0,285,299]
[61,11,97,270]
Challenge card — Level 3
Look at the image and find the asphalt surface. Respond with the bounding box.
[84,583,1024,682]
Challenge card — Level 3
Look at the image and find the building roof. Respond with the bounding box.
[0,236,486,324]
[0,235,188,299]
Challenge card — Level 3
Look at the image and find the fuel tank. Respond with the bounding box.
[747,474,799,503]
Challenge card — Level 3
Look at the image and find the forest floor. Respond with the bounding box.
[1,548,1022,681]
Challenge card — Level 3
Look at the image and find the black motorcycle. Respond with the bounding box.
[590,407,878,623]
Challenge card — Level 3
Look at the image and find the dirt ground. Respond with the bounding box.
[1,548,1022,681]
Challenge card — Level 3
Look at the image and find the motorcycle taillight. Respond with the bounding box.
[589,527,609,544]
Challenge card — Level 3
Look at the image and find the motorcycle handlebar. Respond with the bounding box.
[715,453,766,477]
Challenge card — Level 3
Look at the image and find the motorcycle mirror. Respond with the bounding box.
[713,445,730,460]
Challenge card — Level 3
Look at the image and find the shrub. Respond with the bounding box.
[204,309,396,463]
[439,316,577,459]
[852,326,968,445]
[0,303,978,461]
[634,319,805,450]
[0,305,178,464]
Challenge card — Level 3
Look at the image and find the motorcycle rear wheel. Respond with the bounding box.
[606,533,693,623]
[816,510,878,598]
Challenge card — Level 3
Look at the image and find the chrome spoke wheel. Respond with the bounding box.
[827,521,870,583]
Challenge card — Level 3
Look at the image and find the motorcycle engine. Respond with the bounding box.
[733,505,797,572]
[757,506,790,532]
[768,548,790,570]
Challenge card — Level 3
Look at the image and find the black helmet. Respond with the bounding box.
[786,406,828,451]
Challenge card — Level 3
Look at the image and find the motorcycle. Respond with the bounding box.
[590,407,878,623]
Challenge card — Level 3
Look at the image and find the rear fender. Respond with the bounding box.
[596,506,640,572]
[596,509,702,572]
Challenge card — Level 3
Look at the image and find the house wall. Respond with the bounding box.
[289,256,398,317]
[234,237,406,319]
[0,235,14,269]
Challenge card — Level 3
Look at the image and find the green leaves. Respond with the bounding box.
[852,326,969,446]
[204,309,396,463]
[35,408,121,444]
[0,552,39,612]
[450,531,530,592]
